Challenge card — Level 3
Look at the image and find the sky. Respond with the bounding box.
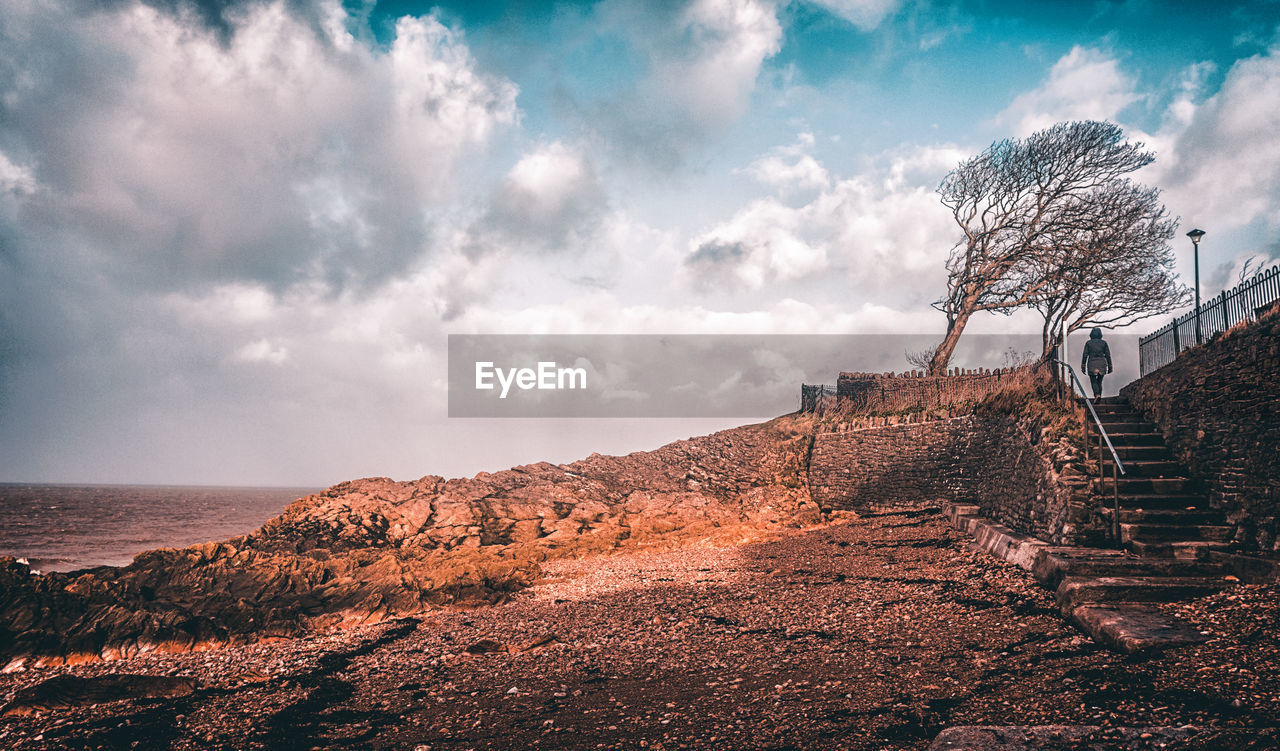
[1,0,1278,486]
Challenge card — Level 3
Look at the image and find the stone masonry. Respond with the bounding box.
[1121,306,1280,553]
[808,418,972,512]
[806,383,1089,544]
[833,368,1035,413]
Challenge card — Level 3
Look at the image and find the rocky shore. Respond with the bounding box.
[5,388,1279,749]
[1,417,819,668]
[3,508,1278,750]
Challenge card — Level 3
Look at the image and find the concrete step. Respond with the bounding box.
[1107,445,1171,461]
[1127,539,1234,560]
[1029,547,1127,587]
[1056,575,1237,611]
[1088,411,1137,422]
[1089,403,1135,413]
[1120,523,1234,544]
[1068,605,1211,655]
[944,503,1234,657]
[1100,459,1183,477]
[1096,476,1192,494]
[1103,432,1165,446]
[1095,420,1158,433]
[1111,493,1210,510]
[942,502,979,524]
[1100,507,1224,525]
[1032,549,1229,589]
[1208,551,1280,583]
[929,725,1280,750]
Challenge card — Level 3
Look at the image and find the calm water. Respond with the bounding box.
[0,484,318,572]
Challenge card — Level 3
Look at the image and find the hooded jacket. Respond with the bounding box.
[1082,335,1112,375]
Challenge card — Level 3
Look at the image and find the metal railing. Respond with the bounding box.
[799,384,836,412]
[1139,264,1280,376]
[1052,359,1127,543]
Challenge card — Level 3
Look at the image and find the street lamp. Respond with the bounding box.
[1187,228,1206,345]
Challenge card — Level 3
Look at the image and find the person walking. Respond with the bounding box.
[1081,328,1112,399]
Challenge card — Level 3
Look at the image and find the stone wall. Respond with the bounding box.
[807,418,972,511]
[963,412,1091,544]
[806,407,1090,543]
[1121,308,1280,553]
[830,367,1039,414]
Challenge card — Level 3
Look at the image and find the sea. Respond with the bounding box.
[0,484,319,573]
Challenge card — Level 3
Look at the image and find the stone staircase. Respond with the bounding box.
[1027,396,1243,651]
[945,395,1257,653]
[949,393,1280,653]
[1089,396,1235,560]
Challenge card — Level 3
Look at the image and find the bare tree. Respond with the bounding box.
[1237,255,1266,284]
[1027,181,1190,356]
[1001,346,1037,368]
[928,121,1163,374]
[904,345,938,371]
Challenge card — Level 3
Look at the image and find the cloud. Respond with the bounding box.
[13,0,1272,486]
[804,0,900,30]
[235,338,290,365]
[389,14,519,156]
[1155,42,1280,232]
[28,251,938,482]
[686,198,829,289]
[484,142,608,251]
[686,144,961,297]
[664,0,784,126]
[1162,60,1217,132]
[460,290,942,336]
[995,46,1139,136]
[0,0,527,481]
[992,41,1280,285]
[0,152,37,196]
[0,0,517,291]
[582,0,783,169]
[741,132,831,193]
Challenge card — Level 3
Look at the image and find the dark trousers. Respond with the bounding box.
[1089,372,1104,398]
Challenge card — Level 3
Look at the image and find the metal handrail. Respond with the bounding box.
[1052,358,1128,544]
[1050,359,1125,475]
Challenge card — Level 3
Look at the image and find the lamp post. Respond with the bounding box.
[1188,228,1205,345]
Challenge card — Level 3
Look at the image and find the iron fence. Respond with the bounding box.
[1139,264,1280,376]
[799,384,836,412]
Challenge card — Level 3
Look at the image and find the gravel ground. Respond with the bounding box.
[2,507,1279,750]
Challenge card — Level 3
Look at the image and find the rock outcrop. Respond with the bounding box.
[1,418,818,668]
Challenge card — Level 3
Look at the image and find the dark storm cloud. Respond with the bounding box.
[687,239,748,265]
[683,238,752,288]
[0,0,516,294]
[0,0,520,481]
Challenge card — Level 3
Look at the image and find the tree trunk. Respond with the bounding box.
[1040,314,1057,360]
[928,309,971,375]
